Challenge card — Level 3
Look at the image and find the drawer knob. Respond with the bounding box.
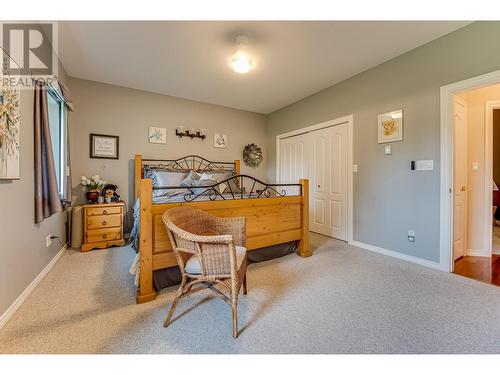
[103,234,107,239]
[102,221,107,226]
[103,210,107,214]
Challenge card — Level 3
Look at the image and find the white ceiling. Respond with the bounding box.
[58,21,470,114]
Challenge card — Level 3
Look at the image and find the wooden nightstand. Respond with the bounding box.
[81,202,126,252]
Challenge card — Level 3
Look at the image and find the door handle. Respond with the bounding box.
[461,186,467,192]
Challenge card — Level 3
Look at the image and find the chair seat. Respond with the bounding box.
[185,246,247,275]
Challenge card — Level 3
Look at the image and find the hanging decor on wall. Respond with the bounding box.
[90,133,119,159]
[214,133,228,148]
[0,79,20,179]
[243,143,263,168]
[378,109,403,143]
[149,126,167,144]
[176,126,206,140]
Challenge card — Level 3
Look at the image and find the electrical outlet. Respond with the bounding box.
[46,235,52,247]
[408,230,415,242]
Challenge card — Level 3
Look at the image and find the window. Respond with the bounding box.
[47,85,68,197]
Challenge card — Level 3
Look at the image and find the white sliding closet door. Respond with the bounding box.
[309,123,348,240]
[279,134,309,183]
[278,121,349,241]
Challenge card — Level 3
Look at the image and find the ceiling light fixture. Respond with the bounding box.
[231,34,253,74]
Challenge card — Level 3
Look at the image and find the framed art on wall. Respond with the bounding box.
[214,133,228,148]
[0,75,21,179]
[378,109,403,143]
[148,126,167,144]
[90,134,119,159]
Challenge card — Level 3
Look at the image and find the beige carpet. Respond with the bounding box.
[0,233,499,354]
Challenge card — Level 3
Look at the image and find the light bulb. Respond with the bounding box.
[231,52,252,74]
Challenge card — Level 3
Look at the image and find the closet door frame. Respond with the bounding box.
[276,114,354,244]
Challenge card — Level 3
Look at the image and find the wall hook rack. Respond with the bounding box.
[176,127,206,140]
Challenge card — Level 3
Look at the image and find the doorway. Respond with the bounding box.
[447,81,500,286]
[276,115,353,242]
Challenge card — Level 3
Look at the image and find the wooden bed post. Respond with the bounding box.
[137,178,156,303]
[234,160,240,174]
[298,178,311,257]
[134,154,142,200]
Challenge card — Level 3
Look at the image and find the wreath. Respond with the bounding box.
[243,143,263,168]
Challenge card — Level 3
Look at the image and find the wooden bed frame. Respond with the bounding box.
[134,154,310,303]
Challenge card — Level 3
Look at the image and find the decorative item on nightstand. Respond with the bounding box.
[243,143,263,168]
[81,175,106,203]
[101,183,120,203]
[81,201,126,252]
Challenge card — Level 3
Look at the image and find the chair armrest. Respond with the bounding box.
[213,216,246,247]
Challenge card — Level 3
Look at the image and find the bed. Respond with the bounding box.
[133,154,310,303]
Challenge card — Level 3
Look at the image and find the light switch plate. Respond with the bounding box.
[384,145,392,155]
[472,162,479,171]
[352,164,358,172]
[415,160,434,171]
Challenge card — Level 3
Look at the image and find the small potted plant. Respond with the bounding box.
[81,175,106,203]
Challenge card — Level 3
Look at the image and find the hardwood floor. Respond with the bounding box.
[454,255,500,286]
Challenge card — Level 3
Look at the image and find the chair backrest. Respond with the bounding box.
[164,206,212,252]
[163,206,235,277]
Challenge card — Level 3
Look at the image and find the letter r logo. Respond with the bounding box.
[2,23,53,76]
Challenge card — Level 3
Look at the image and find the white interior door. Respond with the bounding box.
[453,97,467,260]
[309,123,349,240]
[279,134,308,183]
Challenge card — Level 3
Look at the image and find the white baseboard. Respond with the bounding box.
[466,249,490,257]
[0,244,67,331]
[349,240,444,271]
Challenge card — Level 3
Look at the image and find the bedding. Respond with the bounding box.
[144,168,188,187]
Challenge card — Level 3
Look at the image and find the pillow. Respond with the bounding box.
[208,171,241,194]
[145,169,188,187]
[192,176,219,195]
[180,170,201,188]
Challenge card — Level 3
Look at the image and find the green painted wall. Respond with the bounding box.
[267,22,500,263]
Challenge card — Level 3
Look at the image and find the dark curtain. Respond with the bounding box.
[34,80,62,223]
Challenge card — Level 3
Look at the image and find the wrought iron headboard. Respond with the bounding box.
[141,155,236,173]
[134,154,302,202]
[153,174,302,202]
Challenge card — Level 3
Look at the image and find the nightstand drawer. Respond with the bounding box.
[86,205,122,216]
[87,214,121,229]
[87,227,122,243]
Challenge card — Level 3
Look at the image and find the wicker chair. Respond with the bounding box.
[162,206,248,338]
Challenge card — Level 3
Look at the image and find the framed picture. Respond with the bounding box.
[148,126,167,144]
[214,133,228,148]
[0,75,21,179]
[378,109,403,143]
[90,134,119,159]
